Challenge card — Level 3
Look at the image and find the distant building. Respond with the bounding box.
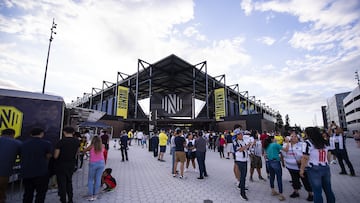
[321,106,328,129]
[343,86,360,135]
[326,92,350,130]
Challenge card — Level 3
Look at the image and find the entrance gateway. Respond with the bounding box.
[70,54,277,135]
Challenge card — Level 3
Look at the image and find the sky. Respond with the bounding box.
[1,0,359,128]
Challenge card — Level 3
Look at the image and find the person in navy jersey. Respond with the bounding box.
[300,127,335,203]
[54,126,80,203]
[0,128,22,203]
[21,127,52,203]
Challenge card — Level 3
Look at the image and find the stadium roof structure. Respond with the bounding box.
[72,54,277,122]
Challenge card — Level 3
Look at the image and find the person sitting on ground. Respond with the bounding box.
[101,168,117,192]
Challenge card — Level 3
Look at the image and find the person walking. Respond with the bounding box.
[249,133,266,182]
[21,127,52,203]
[173,128,186,179]
[101,130,110,151]
[120,130,129,161]
[218,134,226,158]
[300,127,335,203]
[225,131,234,159]
[151,132,159,158]
[329,123,355,176]
[84,136,106,201]
[282,132,313,201]
[54,127,80,203]
[0,128,21,203]
[185,132,196,172]
[195,132,208,179]
[264,136,286,201]
[158,129,168,161]
[170,131,177,176]
[233,129,251,201]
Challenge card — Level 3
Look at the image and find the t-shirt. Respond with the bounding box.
[101,134,109,144]
[159,132,168,146]
[185,139,196,152]
[265,142,282,161]
[90,147,105,163]
[302,140,329,166]
[0,137,22,176]
[282,142,303,170]
[21,137,52,178]
[234,139,249,162]
[174,136,186,152]
[226,134,233,143]
[274,135,284,145]
[55,137,80,165]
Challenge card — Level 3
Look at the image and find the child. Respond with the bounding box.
[101,168,116,192]
[78,136,87,170]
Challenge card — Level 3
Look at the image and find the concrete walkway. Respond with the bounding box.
[7,138,360,203]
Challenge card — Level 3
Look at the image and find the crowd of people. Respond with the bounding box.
[144,121,355,202]
[0,120,357,203]
[0,127,116,203]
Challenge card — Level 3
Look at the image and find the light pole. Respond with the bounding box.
[42,18,57,94]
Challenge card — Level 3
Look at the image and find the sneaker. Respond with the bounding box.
[179,175,184,179]
[172,174,177,177]
[184,168,188,172]
[272,191,279,196]
[278,195,285,201]
[330,160,337,164]
[306,194,314,201]
[290,192,299,198]
[240,194,248,201]
[197,176,204,179]
[259,176,266,181]
[339,171,348,175]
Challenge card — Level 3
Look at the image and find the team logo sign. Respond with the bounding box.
[151,93,192,117]
[0,106,23,138]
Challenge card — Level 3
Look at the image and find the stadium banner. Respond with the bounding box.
[151,93,192,117]
[116,86,129,119]
[214,88,226,120]
[240,101,248,115]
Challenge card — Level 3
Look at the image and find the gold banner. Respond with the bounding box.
[116,86,129,119]
[214,88,225,120]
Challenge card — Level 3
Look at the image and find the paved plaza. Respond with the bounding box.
[7,138,360,203]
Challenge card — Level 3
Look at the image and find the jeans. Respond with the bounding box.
[23,175,49,203]
[235,161,247,195]
[56,164,75,203]
[268,160,283,193]
[121,146,128,161]
[307,165,335,203]
[196,151,207,177]
[171,147,176,174]
[88,160,105,195]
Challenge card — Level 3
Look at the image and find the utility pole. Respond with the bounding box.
[42,18,57,94]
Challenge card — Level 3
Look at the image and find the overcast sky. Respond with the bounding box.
[1,0,359,128]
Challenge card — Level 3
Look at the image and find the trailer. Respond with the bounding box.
[0,88,65,182]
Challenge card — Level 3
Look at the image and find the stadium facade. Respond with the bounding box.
[71,54,277,134]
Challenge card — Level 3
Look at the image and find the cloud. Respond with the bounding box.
[240,0,254,16]
[257,36,276,45]
[183,26,206,41]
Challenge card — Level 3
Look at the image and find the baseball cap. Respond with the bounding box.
[233,128,243,135]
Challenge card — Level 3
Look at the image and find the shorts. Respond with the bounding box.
[175,151,186,163]
[186,151,196,159]
[226,143,234,153]
[250,155,262,169]
[160,146,166,153]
